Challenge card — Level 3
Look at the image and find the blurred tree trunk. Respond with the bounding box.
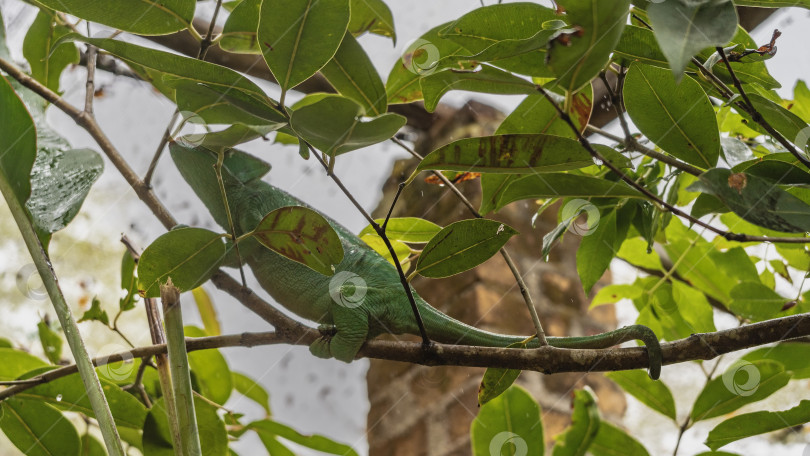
[366,100,628,455]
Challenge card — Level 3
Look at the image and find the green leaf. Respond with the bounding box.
[471,385,544,456]
[743,342,810,379]
[648,0,738,78]
[142,396,228,456]
[173,81,286,127]
[120,251,138,312]
[33,0,194,35]
[732,0,810,9]
[232,372,272,415]
[420,65,536,112]
[19,373,147,429]
[57,36,271,106]
[547,0,630,94]
[478,368,522,407]
[0,398,80,456]
[589,422,650,456]
[496,87,593,137]
[729,282,787,321]
[37,320,62,364]
[417,134,602,175]
[705,399,810,450]
[688,168,810,233]
[321,32,387,115]
[22,10,78,93]
[624,63,720,168]
[251,205,344,276]
[250,419,359,455]
[0,348,48,381]
[590,283,643,309]
[27,147,104,234]
[480,174,521,215]
[385,22,468,104]
[348,0,396,42]
[137,227,227,298]
[78,297,109,325]
[81,434,107,456]
[495,174,643,211]
[606,370,676,420]
[0,9,10,61]
[185,326,233,405]
[416,219,518,278]
[359,217,441,243]
[577,210,617,294]
[191,287,220,336]
[290,95,406,156]
[359,234,411,268]
[258,0,350,91]
[671,280,716,333]
[691,360,791,422]
[742,93,810,146]
[0,75,37,210]
[614,25,669,69]
[551,389,600,456]
[219,0,261,54]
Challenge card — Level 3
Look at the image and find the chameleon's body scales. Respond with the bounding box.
[170,144,661,379]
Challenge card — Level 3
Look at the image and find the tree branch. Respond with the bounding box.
[3,311,810,401]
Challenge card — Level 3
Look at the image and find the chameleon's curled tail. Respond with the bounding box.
[418,301,662,379]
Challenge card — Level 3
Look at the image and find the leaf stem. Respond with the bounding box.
[161,282,202,456]
[0,168,125,456]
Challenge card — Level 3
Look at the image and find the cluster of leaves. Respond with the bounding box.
[0,319,356,456]
[2,0,810,454]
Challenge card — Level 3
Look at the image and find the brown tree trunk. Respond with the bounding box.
[366,101,628,455]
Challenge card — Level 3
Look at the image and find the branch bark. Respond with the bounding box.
[2,311,809,401]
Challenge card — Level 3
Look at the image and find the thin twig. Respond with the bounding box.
[584,125,702,177]
[83,45,97,115]
[390,138,548,346]
[305,142,432,346]
[144,110,179,188]
[596,70,703,178]
[715,46,810,169]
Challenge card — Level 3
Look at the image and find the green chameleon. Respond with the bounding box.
[170,143,662,380]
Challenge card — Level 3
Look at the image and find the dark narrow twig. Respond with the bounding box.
[144,110,179,188]
[584,125,702,177]
[715,46,810,169]
[83,45,97,115]
[145,0,224,187]
[596,71,703,177]
[535,85,810,245]
[305,142,431,347]
[382,183,405,231]
[390,138,548,346]
[198,0,224,59]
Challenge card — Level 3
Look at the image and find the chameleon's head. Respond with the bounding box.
[169,142,271,230]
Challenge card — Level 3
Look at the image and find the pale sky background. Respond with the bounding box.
[0,1,809,455]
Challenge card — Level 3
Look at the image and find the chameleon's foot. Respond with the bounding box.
[317,324,338,337]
